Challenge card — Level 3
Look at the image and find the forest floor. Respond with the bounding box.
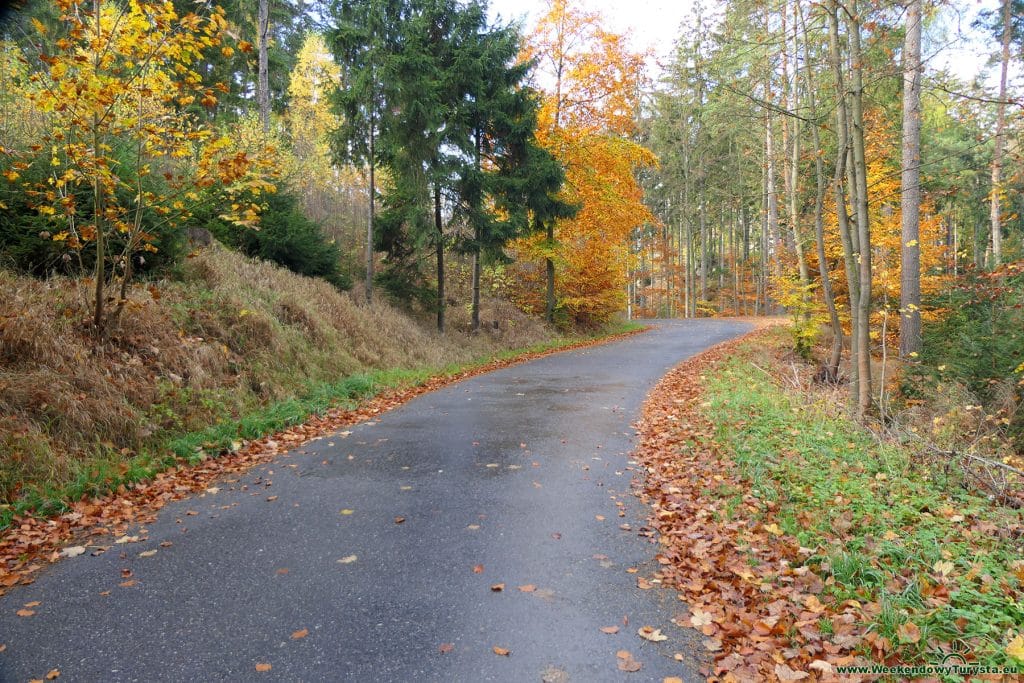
[0,319,749,682]
[635,325,1024,681]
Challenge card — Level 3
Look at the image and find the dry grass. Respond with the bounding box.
[0,245,553,502]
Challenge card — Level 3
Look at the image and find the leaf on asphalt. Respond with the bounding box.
[490,583,505,592]
[394,516,405,524]
[439,643,454,654]
[24,601,40,607]
[636,577,653,590]
[291,629,308,640]
[638,626,668,642]
[255,663,271,672]
[466,524,480,530]
[159,541,173,548]
[0,644,6,652]
[46,669,60,680]
[138,550,158,558]
[16,609,35,617]
[114,535,140,544]
[702,638,723,651]
[664,678,684,683]
[616,650,642,672]
[337,555,358,564]
[518,584,536,592]
[119,580,137,587]
[62,546,86,558]
[121,569,133,578]
[492,646,510,656]
[276,568,289,575]
[774,663,809,681]
[600,626,620,634]
[473,564,484,574]
[595,515,605,521]
[339,509,354,516]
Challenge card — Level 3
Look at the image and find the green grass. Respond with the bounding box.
[702,348,1024,669]
[0,321,643,531]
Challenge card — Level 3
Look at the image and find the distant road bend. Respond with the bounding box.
[0,319,751,682]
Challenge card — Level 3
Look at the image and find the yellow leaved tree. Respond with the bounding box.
[511,0,656,326]
[6,0,277,337]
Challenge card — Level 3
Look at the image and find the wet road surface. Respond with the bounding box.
[0,319,750,682]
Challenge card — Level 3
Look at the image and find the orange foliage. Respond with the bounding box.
[511,0,655,326]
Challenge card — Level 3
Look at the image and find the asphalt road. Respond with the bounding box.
[0,319,750,683]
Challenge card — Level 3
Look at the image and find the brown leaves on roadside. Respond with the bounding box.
[492,646,511,656]
[632,328,876,680]
[16,608,35,617]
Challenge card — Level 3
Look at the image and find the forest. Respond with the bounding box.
[0,0,1023,678]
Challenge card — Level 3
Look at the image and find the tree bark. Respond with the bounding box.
[435,185,445,333]
[365,112,375,304]
[257,0,271,135]
[899,0,923,358]
[989,0,1012,268]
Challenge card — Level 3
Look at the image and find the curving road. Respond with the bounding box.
[0,319,750,682]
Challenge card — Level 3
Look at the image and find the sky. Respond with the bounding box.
[487,0,1018,89]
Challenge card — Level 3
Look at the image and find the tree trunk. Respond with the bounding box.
[365,114,375,304]
[545,219,555,324]
[435,185,445,333]
[989,0,1012,268]
[848,3,873,418]
[899,0,923,358]
[257,0,271,135]
[799,1,842,379]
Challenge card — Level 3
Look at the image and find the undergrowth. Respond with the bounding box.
[703,339,1024,670]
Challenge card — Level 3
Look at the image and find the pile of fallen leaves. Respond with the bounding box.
[634,331,885,681]
[0,326,645,596]
[634,327,1024,681]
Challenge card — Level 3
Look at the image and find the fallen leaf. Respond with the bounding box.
[492,646,510,656]
[276,568,289,575]
[809,660,834,674]
[159,541,173,548]
[518,584,536,592]
[439,643,454,654]
[663,678,683,683]
[138,550,158,558]
[897,621,921,644]
[46,669,60,680]
[702,638,722,651]
[62,546,86,558]
[119,580,137,587]
[466,524,480,530]
[595,515,605,521]
[291,629,308,640]
[638,626,668,642]
[340,509,354,516]
[394,516,406,524]
[337,555,358,564]
[689,609,713,628]
[473,564,484,574]
[763,523,784,536]
[600,626,620,634]
[490,583,505,592]
[0,644,6,652]
[24,601,40,607]
[114,535,140,544]
[616,651,642,672]
[774,663,809,681]
[933,560,954,577]
[255,663,272,672]
[16,609,34,617]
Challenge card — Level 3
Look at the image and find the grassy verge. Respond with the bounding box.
[0,321,644,531]
[702,333,1023,669]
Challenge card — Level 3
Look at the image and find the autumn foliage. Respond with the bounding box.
[509,0,655,326]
